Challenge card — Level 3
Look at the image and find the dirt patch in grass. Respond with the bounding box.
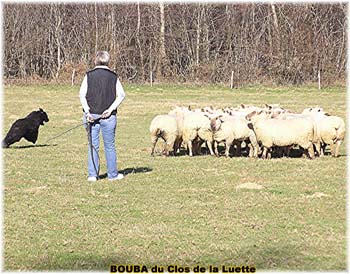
[236,182,264,190]
[305,192,330,199]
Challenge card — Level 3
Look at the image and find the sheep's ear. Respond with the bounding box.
[188,105,191,111]
[264,104,270,109]
[241,104,245,108]
[258,110,264,115]
[201,108,205,112]
[245,111,256,121]
[325,112,331,116]
[204,114,210,119]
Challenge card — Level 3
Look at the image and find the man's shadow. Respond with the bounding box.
[99,167,152,179]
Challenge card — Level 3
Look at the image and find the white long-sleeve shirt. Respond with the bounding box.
[79,65,126,114]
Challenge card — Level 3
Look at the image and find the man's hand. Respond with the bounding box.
[101,109,112,119]
[86,113,94,123]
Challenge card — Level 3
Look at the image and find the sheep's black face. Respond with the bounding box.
[39,108,49,125]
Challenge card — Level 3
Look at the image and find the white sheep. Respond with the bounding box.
[300,108,345,157]
[182,112,219,156]
[149,114,180,156]
[317,115,345,157]
[247,111,315,159]
[214,115,260,158]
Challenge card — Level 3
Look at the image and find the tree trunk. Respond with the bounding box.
[137,2,145,81]
[94,3,98,53]
[196,4,201,67]
[157,1,168,79]
[271,3,279,32]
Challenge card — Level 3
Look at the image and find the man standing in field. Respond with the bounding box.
[79,51,125,182]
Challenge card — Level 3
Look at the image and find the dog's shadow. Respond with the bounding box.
[5,144,57,149]
[99,167,152,179]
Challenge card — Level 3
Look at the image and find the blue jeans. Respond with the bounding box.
[83,113,119,179]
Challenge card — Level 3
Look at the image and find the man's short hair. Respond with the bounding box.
[95,51,110,66]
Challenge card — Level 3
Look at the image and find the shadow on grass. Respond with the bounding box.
[11,242,345,271]
[6,144,57,149]
[240,245,305,270]
[235,243,345,270]
[98,167,153,179]
[120,167,153,175]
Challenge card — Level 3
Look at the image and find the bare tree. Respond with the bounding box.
[157,1,169,80]
[3,3,346,85]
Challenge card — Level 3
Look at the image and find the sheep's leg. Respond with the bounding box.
[225,139,233,157]
[165,134,177,157]
[194,139,204,155]
[307,144,315,159]
[206,140,215,156]
[188,140,193,157]
[267,150,272,159]
[151,136,158,156]
[164,143,169,156]
[166,141,176,156]
[173,138,182,156]
[334,141,341,157]
[299,145,307,158]
[248,143,253,157]
[231,140,239,156]
[191,141,196,155]
[248,133,259,158]
[234,141,242,156]
[330,142,335,157]
[315,142,321,157]
[199,139,206,155]
[262,147,268,159]
[160,136,168,156]
[321,143,326,156]
[214,141,219,156]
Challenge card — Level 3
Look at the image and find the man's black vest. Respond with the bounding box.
[86,68,118,115]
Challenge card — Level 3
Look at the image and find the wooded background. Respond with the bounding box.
[3,3,347,86]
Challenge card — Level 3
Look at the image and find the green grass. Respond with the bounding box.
[3,84,347,271]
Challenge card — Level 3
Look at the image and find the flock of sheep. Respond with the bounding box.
[149,103,345,159]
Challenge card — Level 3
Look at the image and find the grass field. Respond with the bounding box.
[3,84,347,271]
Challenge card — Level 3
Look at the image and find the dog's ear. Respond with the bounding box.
[39,108,43,112]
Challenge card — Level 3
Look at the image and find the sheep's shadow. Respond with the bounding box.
[5,144,57,149]
[99,167,152,179]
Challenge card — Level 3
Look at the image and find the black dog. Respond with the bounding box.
[3,108,49,148]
